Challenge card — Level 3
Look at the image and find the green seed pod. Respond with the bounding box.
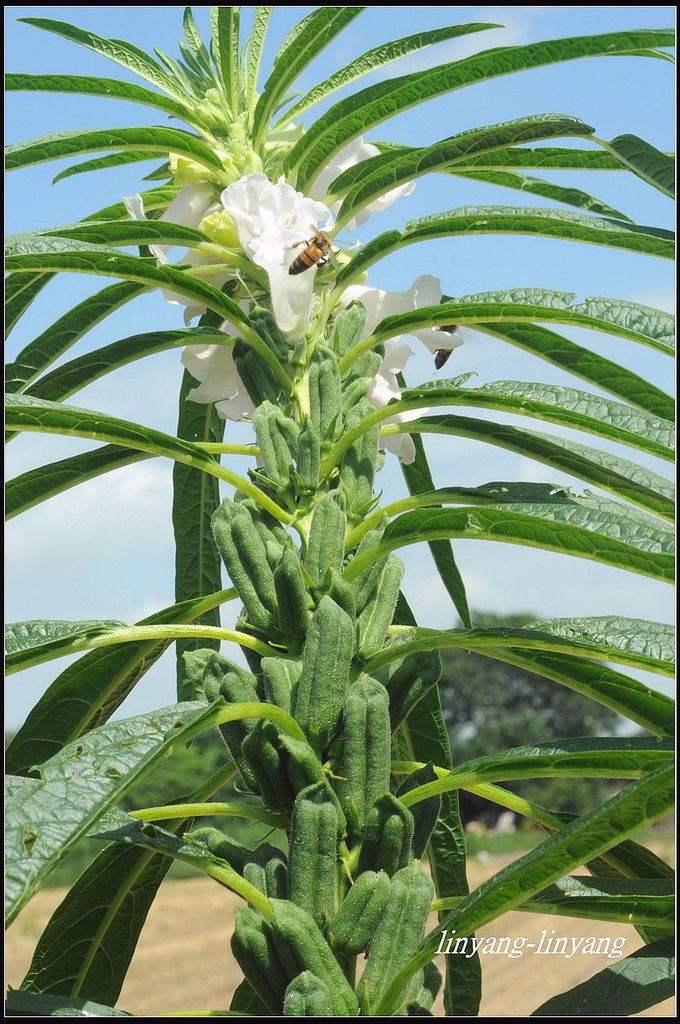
[356,554,404,657]
[184,826,252,873]
[381,647,442,731]
[231,906,289,1014]
[340,400,379,520]
[309,348,342,443]
[242,720,295,812]
[396,763,442,859]
[330,301,367,356]
[278,734,347,836]
[253,401,299,487]
[348,524,388,614]
[250,306,288,361]
[293,595,354,750]
[269,899,359,1016]
[283,972,333,1017]
[234,341,279,404]
[242,843,288,899]
[342,375,373,413]
[328,869,390,955]
[212,500,276,632]
[182,648,249,701]
[274,547,310,640]
[210,667,261,793]
[340,676,390,834]
[325,569,357,621]
[358,862,435,1012]
[235,496,290,550]
[296,420,321,493]
[262,657,302,715]
[357,792,414,876]
[305,492,346,585]
[288,781,338,929]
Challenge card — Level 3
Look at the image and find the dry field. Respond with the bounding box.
[7,844,674,1017]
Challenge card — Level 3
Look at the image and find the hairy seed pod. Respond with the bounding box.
[242,720,295,812]
[274,547,310,640]
[207,666,261,793]
[288,781,339,929]
[242,843,288,899]
[253,402,299,487]
[382,647,442,731]
[357,862,435,1012]
[348,523,389,613]
[357,792,414,876]
[293,595,354,750]
[325,569,357,621]
[261,656,302,715]
[328,869,390,955]
[212,500,277,632]
[305,492,346,585]
[283,972,333,1017]
[231,906,289,1014]
[356,554,404,657]
[340,400,379,520]
[341,676,390,834]
[309,348,342,443]
[296,420,321,493]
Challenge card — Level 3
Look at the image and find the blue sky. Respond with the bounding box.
[5,7,675,729]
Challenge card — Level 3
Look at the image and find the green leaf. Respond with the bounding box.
[532,876,674,927]
[347,504,674,585]
[245,7,273,110]
[52,150,160,185]
[5,991,131,1016]
[366,619,674,676]
[532,936,675,1016]
[281,22,499,126]
[603,134,675,198]
[37,218,211,249]
[402,738,674,799]
[6,72,194,122]
[6,125,224,174]
[18,763,234,1003]
[334,115,597,226]
[174,366,227,701]
[470,322,674,420]
[478,648,675,737]
[21,327,230,406]
[6,619,126,665]
[289,28,675,187]
[445,145,630,171]
[5,589,235,775]
[18,16,188,101]
[390,414,674,520]
[183,7,213,71]
[450,167,630,220]
[397,378,674,461]
[6,446,152,519]
[211,7,240,114]
[398,425,471,628]
[5,272,54,338]
[377,762,675,1014]
[253,6,364,143]
[393,593,481,1016]
[5,394,287,524]
[5,700,218,922]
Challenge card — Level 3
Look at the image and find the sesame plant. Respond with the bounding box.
[5,7,675,1018]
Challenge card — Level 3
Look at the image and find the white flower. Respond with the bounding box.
[367,339,426,465]
[181,326,255,422]
[221,173,332,337]
[309,137,415,230]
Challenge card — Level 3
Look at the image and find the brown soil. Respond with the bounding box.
[6,845,674,1017]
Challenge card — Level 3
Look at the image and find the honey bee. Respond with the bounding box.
[288,226,334,275]
[434,324,459,369]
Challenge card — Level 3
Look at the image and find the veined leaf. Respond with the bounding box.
[365,619,674,676]
[532,937,675,1016]
[334,114,597,225]
[6,446,153,519]
[5,701,220,922]
[210,7,240,114]
[6,72,194,122]
[470,322,674,420]
[5,991,131,1017]
[345,504,673,584]
[441,145,630,172]
[401,739,674,801]
[6,125,224,175]
[396,378,674,461]
[450,167,630,220]
[376,763,675,1014]
[245,7,273,110]
[253,6,364,142]
[52,151,160,185]
[183,7,213,70]
[5,272,55,338]
[6,619,125,663]
[22,327,230,406]
[288,28,675,187]
[36,218,211,249]
[387,414,674,520]
[479,648,675,737]
[280,22,499,126]
[5,589,235,775]
[4,394,289,525]
[90,185,181,221]
[603,133,675,198]
[18,16,188,101]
